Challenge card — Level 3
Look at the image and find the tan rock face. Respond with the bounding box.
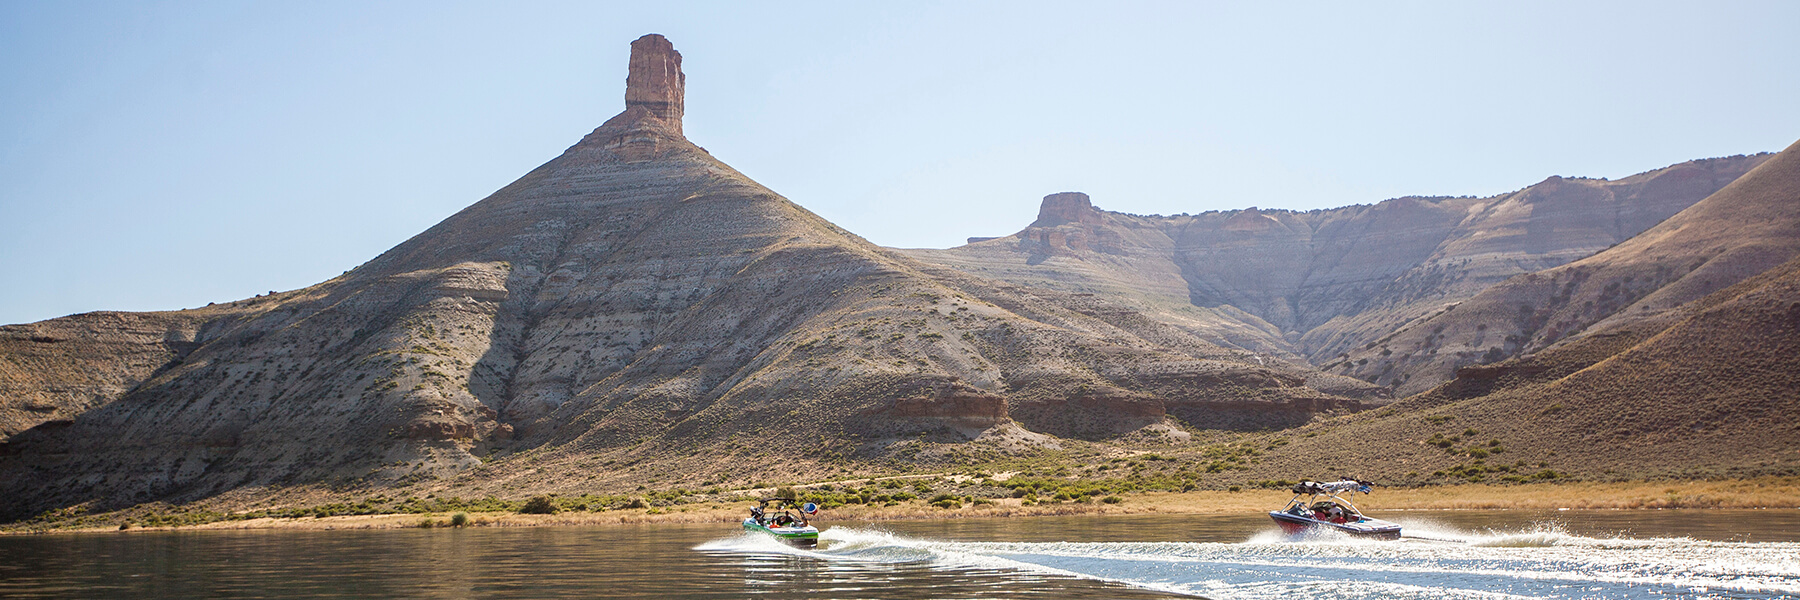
[1283,250,1800,483]
[1339,137,1800,394]
[0,311,217,436]
[904,153,1770,395]
[624,34,683,134]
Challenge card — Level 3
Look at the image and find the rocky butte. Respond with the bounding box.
[0,35,1367,520]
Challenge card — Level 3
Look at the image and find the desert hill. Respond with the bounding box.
[1334,137,1800,394]
[0,36,1361,520]
[1242,137,1800,483]
[903,154,1767,395]
[0,310,224,436]
[1253,245,1800,484]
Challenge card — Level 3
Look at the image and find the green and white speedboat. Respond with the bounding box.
[742,498,819,547]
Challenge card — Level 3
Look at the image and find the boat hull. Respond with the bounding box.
[742,519,819,546]
[1268,511,1401,540]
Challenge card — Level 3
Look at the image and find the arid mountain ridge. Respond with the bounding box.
[905,152,1769,395]
[1262,144,1800,482]
[0,35,1359,519]
[2,35,1795,520]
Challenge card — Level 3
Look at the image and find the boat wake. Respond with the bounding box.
[699,524,1800,599]
[695,528,940,565]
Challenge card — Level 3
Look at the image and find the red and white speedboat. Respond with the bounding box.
[1268,480,1401,540]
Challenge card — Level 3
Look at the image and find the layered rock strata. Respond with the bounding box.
[1334,137,1800,393]
[904,153,1770,395]
[0,35,1358,520]
[624,34,684,133]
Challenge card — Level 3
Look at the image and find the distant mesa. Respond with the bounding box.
[1033,192,1103,227]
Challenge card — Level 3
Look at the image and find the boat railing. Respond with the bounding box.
[1280,492,1368,520]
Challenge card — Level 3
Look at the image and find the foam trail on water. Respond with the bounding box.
[699,524,1800,599]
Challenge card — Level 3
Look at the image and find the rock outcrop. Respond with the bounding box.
[623,34,684,133]
[1033,192,1103,227]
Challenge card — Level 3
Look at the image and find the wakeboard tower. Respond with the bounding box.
[1268,480,1401,540]
[742,498,820,546]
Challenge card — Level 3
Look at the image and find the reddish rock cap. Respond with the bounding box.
[625,34,684,134]
[1034,192,1102,226]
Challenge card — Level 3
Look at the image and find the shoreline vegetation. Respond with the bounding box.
[11,477,1795,536]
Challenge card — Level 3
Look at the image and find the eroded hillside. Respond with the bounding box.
[0,35,1364,520]
[1336,138,1800,393]
[903,154,1768,395]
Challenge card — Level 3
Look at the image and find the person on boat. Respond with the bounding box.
[1328,504,1348,523]
[750,505,766,526]
[772,513,795,528]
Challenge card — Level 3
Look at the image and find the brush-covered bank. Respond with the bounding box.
[11,476,1796,535]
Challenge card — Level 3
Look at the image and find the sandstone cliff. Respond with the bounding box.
[903,154,1768,395]
[0,35,1356,520]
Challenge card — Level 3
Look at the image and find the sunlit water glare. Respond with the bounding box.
[3,510,1795,598]
[699,514,1800,599]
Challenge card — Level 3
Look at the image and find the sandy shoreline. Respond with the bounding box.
[21,478,1794,535]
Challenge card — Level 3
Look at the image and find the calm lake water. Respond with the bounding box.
[2,510,1796,599]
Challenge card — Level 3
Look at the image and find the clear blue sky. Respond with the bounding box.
[4,1,1797,325]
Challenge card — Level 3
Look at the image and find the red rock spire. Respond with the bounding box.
[625,34,684,134]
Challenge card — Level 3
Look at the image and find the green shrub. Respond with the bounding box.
[519,495,558,514]
[450,513,469,527]
[1101,496,1123,504]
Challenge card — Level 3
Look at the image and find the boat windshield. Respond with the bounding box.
[751,498,813,528]
[1280,480,1373,518]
